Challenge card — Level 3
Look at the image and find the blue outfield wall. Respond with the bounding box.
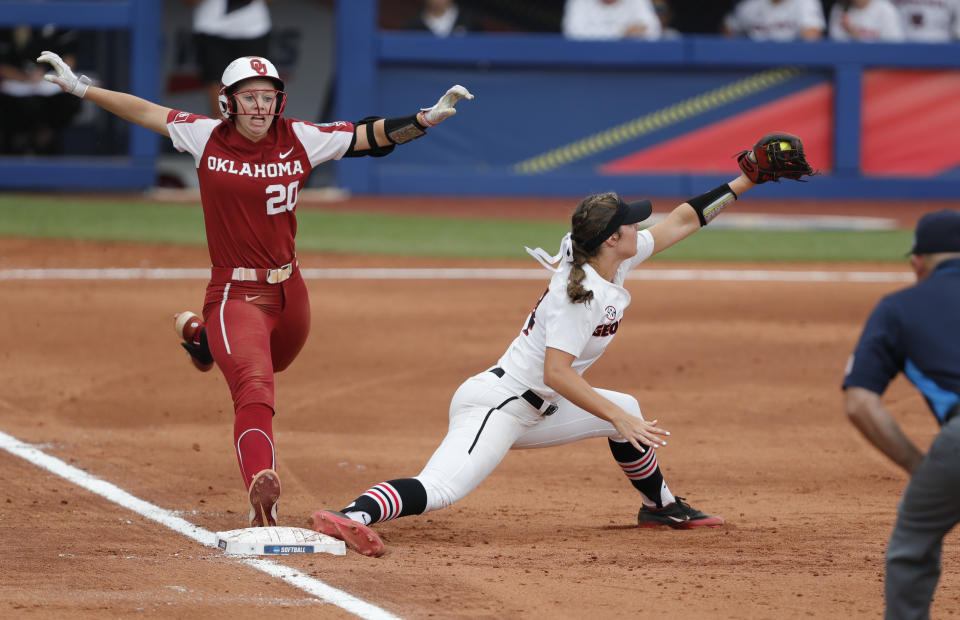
[336,0,960,200]
[0,0,161,190]
[1,0,957,200]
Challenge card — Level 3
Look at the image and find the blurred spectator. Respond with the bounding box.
[406,0,482,36]
[829,0,906,41]
[0,25,82,155]
[563,0,663,40]
[724,0,826,40]
[669,0,738,33]
[652,0,683,37]
[893,0,960,41]
[184,0,276,118]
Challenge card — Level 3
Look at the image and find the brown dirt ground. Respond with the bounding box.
[1,196,958,619]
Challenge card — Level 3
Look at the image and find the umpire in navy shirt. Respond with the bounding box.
[843,209,960,620]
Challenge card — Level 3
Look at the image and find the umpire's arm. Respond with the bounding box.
[844,386,924,474]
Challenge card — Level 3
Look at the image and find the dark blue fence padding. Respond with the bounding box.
[0,0,161,190]
[335,0,960,199]
[374,67,827,170]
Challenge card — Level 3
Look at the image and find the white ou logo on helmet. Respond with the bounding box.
[220,56,282,88]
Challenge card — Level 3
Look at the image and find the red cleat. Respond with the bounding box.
[308,510,385,557]
[248,469,281,527]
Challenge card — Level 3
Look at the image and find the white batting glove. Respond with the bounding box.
[417,85,474,127]
[37,50,92,98]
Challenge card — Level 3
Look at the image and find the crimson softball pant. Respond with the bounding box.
[201,269,310,413]
[416,369,644,512]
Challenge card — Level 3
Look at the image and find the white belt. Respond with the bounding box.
[230,262,294,284]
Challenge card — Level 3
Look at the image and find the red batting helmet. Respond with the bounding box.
[217,56,286,119]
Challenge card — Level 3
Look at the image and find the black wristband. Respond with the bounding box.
[687,183,738,227]
[384,114,427,144]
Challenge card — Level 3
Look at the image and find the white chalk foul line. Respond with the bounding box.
[0,267,913,283]
[0,430,400,620]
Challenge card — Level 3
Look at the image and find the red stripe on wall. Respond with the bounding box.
[600,84,834,175]
[861,70,960,176]
[600,70,960,177]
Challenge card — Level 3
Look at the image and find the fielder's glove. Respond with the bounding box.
[417,85,474,127]
[735,132,816,183]
[36,50,92,98]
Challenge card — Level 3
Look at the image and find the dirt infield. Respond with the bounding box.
[1,234,958,619]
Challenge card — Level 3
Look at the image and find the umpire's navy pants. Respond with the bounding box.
[886,415,960,620]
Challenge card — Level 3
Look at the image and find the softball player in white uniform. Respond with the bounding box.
[894,0,960,42]
[311,169,764,556]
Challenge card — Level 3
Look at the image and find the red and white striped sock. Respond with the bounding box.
[342,478,427,525]
[608,438,675,508]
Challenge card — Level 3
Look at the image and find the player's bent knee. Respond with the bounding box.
[601,391,643,419]
[232,382,275,412]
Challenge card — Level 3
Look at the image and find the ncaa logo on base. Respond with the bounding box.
[264,545,313,554]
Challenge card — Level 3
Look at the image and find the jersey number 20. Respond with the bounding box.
[266,181,300,215]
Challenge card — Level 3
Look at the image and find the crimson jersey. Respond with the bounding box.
[166,111,354,268]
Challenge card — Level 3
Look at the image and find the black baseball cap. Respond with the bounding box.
[576,197,653,251]
[910,209,960,255]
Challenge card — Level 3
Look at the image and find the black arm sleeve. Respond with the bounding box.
[343,116,396,158]
[342,113,431,158]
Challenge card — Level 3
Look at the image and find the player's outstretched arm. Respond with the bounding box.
[648,132,816,255]
[37,51,172,137]
[345,85,474,157]
[647,172,754,255]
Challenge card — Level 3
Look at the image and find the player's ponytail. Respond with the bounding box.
[568,193,619,304]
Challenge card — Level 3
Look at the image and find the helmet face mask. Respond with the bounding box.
[224,87,284,118]
[217,56,286,120]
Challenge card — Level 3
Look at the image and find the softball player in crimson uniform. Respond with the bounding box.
[309,167,775,556]
[37,51,473,528]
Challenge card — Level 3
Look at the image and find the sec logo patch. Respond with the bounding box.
[604,306,617,321]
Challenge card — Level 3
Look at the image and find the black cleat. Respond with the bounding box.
[637,497,724,529]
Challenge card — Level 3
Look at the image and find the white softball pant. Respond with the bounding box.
[416,369,643,512]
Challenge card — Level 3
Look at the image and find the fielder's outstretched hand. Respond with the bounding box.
[417,85,474,127]
[612,413,670,452]
[735,132,816,183]
[37,50,91,98]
